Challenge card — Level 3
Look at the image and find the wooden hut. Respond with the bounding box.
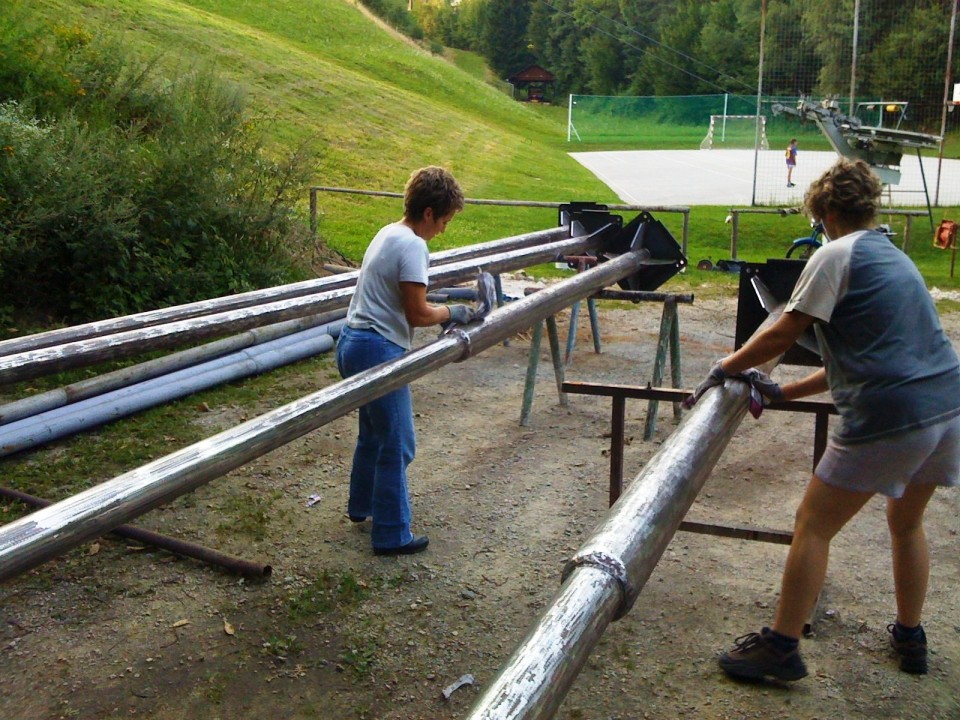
[507,64,556,103]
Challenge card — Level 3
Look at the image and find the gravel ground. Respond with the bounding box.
[0,286,958,720]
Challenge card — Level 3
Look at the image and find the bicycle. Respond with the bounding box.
[786,221,896,259]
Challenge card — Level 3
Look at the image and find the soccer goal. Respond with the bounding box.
[699,114,769,150]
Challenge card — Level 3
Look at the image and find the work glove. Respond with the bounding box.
[740,368,783,403]
[475,272,497,319]
[681,360,727,410]
[447,304,476,325]
[439,303,477,335]
[740,368,783,419]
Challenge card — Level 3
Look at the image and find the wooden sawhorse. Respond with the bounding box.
[519,290,693,430]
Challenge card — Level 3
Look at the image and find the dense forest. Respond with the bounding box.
[403,0,957,126]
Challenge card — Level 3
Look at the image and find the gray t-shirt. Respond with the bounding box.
[786,229,960,442]
[346,222,429,350]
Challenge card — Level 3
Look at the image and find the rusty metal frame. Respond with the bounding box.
[561,382,837,505]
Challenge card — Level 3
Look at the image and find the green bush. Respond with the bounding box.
[357,0,425,40]
[0,8,314,324]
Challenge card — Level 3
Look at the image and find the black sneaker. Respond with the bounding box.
[888,623,928,674]
[718,627,808,681]
[373,534,429,556]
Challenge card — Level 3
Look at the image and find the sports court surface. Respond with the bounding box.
[569,149,960,207]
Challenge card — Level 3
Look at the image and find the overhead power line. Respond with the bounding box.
[537,0,756,95]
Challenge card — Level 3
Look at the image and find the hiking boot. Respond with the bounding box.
[888,623,928,674]
[718,627,808,681]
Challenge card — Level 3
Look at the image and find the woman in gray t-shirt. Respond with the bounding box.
[691,159,960,681]
[336,167,475,556]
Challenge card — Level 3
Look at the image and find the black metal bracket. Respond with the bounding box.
[735,260,822,367]
[559,201,622,236]
[559,204,687,292]
[600,211,687,292]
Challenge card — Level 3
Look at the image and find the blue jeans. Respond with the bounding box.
[336,326,416,549]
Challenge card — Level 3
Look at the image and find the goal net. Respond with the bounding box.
[699,114,769,150]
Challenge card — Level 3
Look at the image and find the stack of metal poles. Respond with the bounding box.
[0,235,652,582]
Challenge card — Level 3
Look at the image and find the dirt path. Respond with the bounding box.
[1,291,958,720]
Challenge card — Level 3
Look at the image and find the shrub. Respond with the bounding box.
[0,8,314,325]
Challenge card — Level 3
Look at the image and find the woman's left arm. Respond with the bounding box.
[719,309,816,375]
[399,281,451,328]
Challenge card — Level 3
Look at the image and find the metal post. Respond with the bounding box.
[936,0,958,207]
[465,312,783,720]
[668,299,682,421]
[309,187,318,239]
[0,251,652,582]
[587,298,602,353]
[681,209,690,258]
[722,93,729,141]
[520,320,544,427]
[731,211,740,259]
[751,0,767,207]
[546,316,567,408]
[564,301,580,366]
[609,396,625,505]
[643,301,675,440]
[849,0,861,116]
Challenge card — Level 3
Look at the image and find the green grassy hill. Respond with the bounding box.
[31,0,616,260]
[18,0,960,289]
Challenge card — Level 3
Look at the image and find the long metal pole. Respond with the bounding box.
[0,487,272,578]
[465,315,783,720]
[849,0,860,116]
[0,311,346,426]
[0,231,609,386]
[750,0,767,206]
[0,250,652,583]
[0,227,571,358]
[936,0,959,207]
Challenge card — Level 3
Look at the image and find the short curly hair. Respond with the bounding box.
[804,159,882,228]
[403,166,464,222]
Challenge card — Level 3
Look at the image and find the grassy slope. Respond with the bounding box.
[23,0,960,288]
[38,0,616,260]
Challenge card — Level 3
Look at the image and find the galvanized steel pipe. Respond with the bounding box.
[0,227,571,358]
[0,311,347,426]
[0,230,606,387]
[466,316,782,720]
[0,249,650,583]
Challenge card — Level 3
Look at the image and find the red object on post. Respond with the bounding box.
[934,219,957,249]
[934,219,959,278]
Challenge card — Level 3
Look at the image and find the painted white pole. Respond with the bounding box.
[722,93,729,141]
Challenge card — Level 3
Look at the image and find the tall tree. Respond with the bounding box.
[572,0,629,93]
[765,0,818,97]
[476,0,535,78]
[528,0,587,93]
[699,0,753,92]
[639,0,705,96]
[866,2,952,127]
